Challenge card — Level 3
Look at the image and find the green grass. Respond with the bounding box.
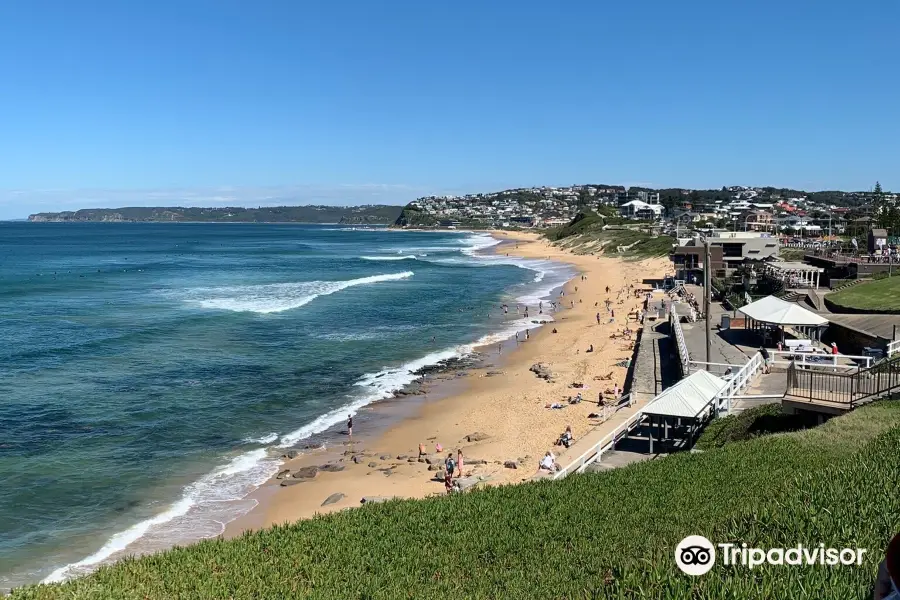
[12,402,900,599]
[695,403,817,449]
[828,275,900,312]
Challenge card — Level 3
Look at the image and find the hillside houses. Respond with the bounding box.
[400,183,894,233]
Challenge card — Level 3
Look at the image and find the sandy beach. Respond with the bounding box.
[225,231,671,533]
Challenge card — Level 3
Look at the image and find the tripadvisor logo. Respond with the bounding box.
[675,536,867,575]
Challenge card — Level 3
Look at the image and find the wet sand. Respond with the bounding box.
[225,231,671,533]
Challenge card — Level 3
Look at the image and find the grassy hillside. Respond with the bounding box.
[828,276,900,312]
[11,402,900,599]
[28,205,403,224]
[695,402,818,449]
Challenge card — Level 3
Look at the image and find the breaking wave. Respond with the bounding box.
[182,272,414,314]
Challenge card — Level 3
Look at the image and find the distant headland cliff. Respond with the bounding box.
[28,205,403,224]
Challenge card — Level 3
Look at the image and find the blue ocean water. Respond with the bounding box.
[0,223,572,589]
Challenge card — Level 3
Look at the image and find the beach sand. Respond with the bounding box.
[225,231,671,533]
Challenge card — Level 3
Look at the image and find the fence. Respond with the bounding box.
[786,355,900,407]
[552,404,645,479]
[669,308,690,377]
[715,352,763,413]
[770,350,872,372]
[889,340,900,357]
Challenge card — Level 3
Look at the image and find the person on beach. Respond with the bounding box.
[445,452,456,480]
[347,414,353,437]
[596,312,601,325]
[605,286,610,293]
[498,343,502,355]
[525,329,530,340]
[456,448,464,478]
[436,442,443,453]
[418,443,426,458]
[539,451,558,473]
[444,470,454,494]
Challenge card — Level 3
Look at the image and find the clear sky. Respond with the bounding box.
[0,0,897,218]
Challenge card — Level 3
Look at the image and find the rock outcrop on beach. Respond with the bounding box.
[529,363,554,381]
[322,493,345,506]
[291,466,319,479]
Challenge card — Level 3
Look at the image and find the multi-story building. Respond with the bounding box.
[670,231,779,279]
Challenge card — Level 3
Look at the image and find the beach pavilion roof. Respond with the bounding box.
[739,295,828,327]
[643,370,727,419]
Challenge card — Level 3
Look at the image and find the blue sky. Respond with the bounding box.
[0,1,897,218]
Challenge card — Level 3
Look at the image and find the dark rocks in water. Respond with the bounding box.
[275,469,291,480]
[292,466,319,479]
[368,461,378,468]
[281,450,299,459]
[410,355,481,377]
[504,460,519,469]
[320,463,345,473]
[464,432,490,443]
[322,493,345,506]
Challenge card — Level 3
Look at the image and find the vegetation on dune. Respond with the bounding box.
[828,276,900,313]
[12,402,900,599]
[695,402,818,449]
[28,205,404,224]
[546,212,674,258]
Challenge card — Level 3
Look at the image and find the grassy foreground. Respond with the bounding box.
[12,402,900,599]
[828,275,900,312]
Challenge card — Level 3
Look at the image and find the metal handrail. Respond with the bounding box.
[786,354,900,407]
[889,340,900,357]
[770,350,871,371]
[552,405,644,480]
[669,307,690,376]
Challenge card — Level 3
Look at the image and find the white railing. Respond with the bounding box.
[715,353,762,413]
[669,307,690,376]
[769,350,872,371]
[552,405,645,479]
[552,353,766,478]
[889,340,900,357]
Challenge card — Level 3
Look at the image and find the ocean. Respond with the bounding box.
[0,222,573,590]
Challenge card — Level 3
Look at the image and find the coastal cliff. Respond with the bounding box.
[28,205,403,224]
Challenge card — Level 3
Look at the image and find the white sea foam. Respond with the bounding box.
[276,346,468,448]
[360,255,417,261]
[182,271,414,314]
[43,448,280,584]
[243,432,278,444]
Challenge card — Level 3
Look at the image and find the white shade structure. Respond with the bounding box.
[643,370,728,419]
[739,295,828,327]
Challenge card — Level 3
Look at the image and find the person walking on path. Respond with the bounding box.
[760,346,771,374]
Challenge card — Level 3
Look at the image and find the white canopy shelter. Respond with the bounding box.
[643,370,727,419]
[738,295,828,327]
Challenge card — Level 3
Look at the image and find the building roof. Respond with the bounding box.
[643,370,727,419]
[739,295,829,326]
